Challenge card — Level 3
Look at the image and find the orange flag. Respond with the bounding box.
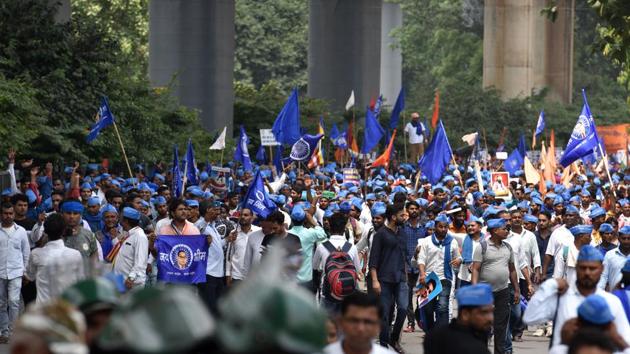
[334,147,344,164]
[546,129,557,182]
[370,130,397,168]
[347,120,359,154]
[431,91,440,129]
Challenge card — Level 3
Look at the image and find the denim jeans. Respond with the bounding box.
[505,282,526,353]
[421,279,452,332]
[0,277,22,336]
[379,280,409,346]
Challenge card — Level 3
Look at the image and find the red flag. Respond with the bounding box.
[431,91,440,129]
[370,130,397,168]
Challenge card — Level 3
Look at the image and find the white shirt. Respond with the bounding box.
[113,226,149,285]
[0,224,30,280]
[545,225,573,257]
[523,279,630,347]
[417,235,461,281]
[226,225,261,280]
[324,340,397,354]
[404,122,425,144]
[505,230,534,279]
[203,221,227,278]
[313,235,361,272]
[599,247,630,290]
[26,239,84,303]
[242,229,266,277]
[458,237,480,282]
[552,243,578,285]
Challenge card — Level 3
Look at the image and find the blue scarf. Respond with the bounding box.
[462,235,475,264]
[432,233,454,280]
[411,120,424,136]
[83,211,102,232]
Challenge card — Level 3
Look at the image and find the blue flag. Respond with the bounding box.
[86,97,115,143]
[372,94,383,117]
[504,149,524,175]
[172,145,183,198]
[156,235,208,284]
[418,121,452,184]
[389,88,405,129]
[361,108,385,154]
[517,133,527,159]
[272,88,301,145]
[184,138,198,185]
[243,170,277,218]
[234,125,253,171]
[256,145,267,164]
[330,123,340,141]
[331,123,347,149]
[535,110,545,136]
[559,90,601,167]
[290,134,324,162]
[273,144,284,174]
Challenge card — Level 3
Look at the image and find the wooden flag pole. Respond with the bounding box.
[597,144,617,198]
[220,149,225,166]
[112,122,135,186]
[402,113,408,163]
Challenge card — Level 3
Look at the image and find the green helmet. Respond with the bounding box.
[217,281,327,354]
[95,285,215,354]
[61,277,119,314]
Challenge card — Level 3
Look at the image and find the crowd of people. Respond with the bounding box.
[0,140,629,354]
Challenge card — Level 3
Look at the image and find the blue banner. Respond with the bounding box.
[156,235,208,284]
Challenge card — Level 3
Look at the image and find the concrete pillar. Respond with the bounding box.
[483,0,573,104]
[308,0,383,111]
[379,2,403,106]
[149,0,235,133]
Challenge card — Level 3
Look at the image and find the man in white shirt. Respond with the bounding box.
[0,202,30,342]
[324,292,396,354]
[524,245,630,347]
[113,207,149,289]
[226,208,260,286]
[553,225,593,286]
[542,205,580,279]
[242,217,275,277]
[26,213,84,303]
[404,112,425,163]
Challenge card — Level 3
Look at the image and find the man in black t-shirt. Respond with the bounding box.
[260,211,303,280]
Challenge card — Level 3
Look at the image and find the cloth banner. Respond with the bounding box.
[596,124,629,154]
[156,235,208,284]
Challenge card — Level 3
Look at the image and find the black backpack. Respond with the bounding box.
[322,241,358,301]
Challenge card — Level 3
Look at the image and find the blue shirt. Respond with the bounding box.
[401,221,426,274]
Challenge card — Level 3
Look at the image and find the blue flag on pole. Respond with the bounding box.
[290,134,324,162]
[272,88,301,145]
[172,145,183,198]
[156,235,208,284]
[418,121,452,184]
[234,125,253,171]
[256,145,267,164]
[559,90,601,167]
[504,149,524,176]
[331,123,347,149]
[517,133,527,159]
[361,108,385,154]
[389,88,405,129]
[87,97,115,143]
[535,110,545,136]
[372,95,383,117]
[330,123,340,141]
[243,170,277,218]
[185,138,198,185]
[424,117,431,138]
[273,144,283,174]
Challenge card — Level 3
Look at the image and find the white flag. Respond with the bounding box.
[209,126,227,150]
[345,90,355,111]
[461,132,478,146]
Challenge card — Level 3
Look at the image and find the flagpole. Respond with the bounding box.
[531,129,536,150]
[402,113,408,163]
[482,128,489,167]
[220,149,225,166]
[112,122,135,185]
[597,144,617,198]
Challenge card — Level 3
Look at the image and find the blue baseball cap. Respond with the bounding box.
[487,218,507,230]
[122,207,141,221]
[598,223,613,233]
[456,283,493,307]
[588,207,606,220]
[290,205,306,222]
[570,225,593,237]
[577,245,604,262]
[578,295,614,325]
[523,214,538,224]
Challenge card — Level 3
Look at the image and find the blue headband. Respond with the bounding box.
[61,201,84,213]
[570,225,593,237]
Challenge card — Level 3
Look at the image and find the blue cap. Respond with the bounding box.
[553,196,564,206]
[154,196,167,206]
[291,205,306,222]
[425,221,435,229]
[531,197,543,206]
[122,207,141,221]
[1,188,11,197]
[517,201,530,210]
[565,205,579,215]
[456,283,493,307]
[487,218,507,230]
[61,201,84,213]
[598,223,613,233]
[185,200,199,208]
[578,295,614,325]
[140,200,150,208]
[464,215,483,226]
[523,214,538,224]
[588,206,606,219]
[580,189,591,197]
[87,197,100,207]
[434,214,450,224]
[371,202,386,216]
[324,209,334,218]
[351,198,363,211]
[25,189,37,204]
[619,199,628,207]
[577,245,604,262]
[570,225,593,237]
[101,204,118,216]
[365,193,376,201]
[339,201,352,213]
[623,259,630,273]
[417,198,429,208]
[620,225,630,235]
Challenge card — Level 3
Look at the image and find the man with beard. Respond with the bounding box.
[369,203,408,353]
[524,245,630,347]
[95,204,121,262]
[542,205,581,279]
[61,200,98,261]
[226,207,260,287]
[588,207,607,246]
[401,200,426,333]
[599,226,630,291]
[553,225,593,286]
[357,202,386,294]
[424,284,494,354]
[418,214,461,332]
[458,215,484,287]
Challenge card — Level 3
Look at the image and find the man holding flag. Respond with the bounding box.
[405,113,426,163]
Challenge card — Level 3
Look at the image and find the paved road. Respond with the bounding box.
[401,328,550,354]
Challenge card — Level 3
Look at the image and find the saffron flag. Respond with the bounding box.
[370,129,397,168]
[308,118,325,168]
[272,88,301,145]
[345,90,355,111]
[419,121,452,184]
[347,121,359,154]
[243,170,277,218]
[184,138,198,185]
[234,125,253,171]
[172,145,183,198]
[361,108,385,154]
[389,88,405,130]
[547,129,557,179]
[156,235,208,284]
[209,127,227,150]
[431,91,440,129]
[87,97,115,143]
[559,90,601,167]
